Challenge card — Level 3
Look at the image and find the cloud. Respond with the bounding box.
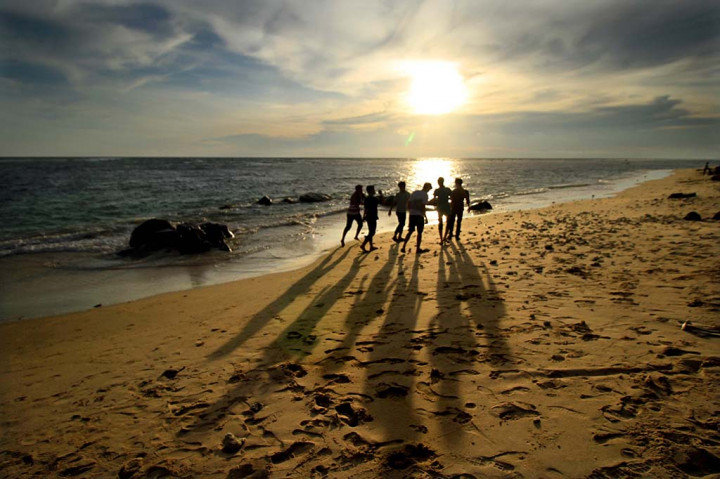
[0,0,717,157]
[78,3,174,39]
[0,59,68,86]
[494,96,719,134]
[323,112,395,127]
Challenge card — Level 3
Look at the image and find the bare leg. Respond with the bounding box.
[341,225,351,247]
[401,232,412,253]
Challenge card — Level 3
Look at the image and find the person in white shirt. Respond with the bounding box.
[401,182,432,254]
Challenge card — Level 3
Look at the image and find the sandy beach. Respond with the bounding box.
[1,168,718,478]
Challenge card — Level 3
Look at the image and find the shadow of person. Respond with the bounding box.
[261,252,369,362]
[427,246,483,445]
[359,253,422,444]
[207,246,353,361]
[321,243,400,374]
[449,241,511,367]
[176,251,368,437]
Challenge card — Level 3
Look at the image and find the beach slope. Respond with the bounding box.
[1,169,719,478]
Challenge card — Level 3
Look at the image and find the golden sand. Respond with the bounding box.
[1,169,719,478]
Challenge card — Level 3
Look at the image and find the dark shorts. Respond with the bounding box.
[345,214,362,229]
[408,215,424,233]
[366,219,377,238]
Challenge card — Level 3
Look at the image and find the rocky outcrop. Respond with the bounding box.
[121,219,234,257]
[128,219,176,249]
[669,193,697,199]
[299,192,332,203]
[257,195,272,206]
[469,200,493,211]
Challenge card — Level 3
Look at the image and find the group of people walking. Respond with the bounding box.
[341,177,471,254]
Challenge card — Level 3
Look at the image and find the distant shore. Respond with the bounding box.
[1,168,718,477]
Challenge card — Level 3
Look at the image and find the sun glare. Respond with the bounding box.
[403,61,468,115]
[408,157,457,191]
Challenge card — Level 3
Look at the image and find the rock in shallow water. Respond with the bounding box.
[299,192,331,203]
[121,219,233,256]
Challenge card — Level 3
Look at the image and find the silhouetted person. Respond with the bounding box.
[402,182,432,254]
[388,181,410,242]
[445,177,470,242]
[434,177,452,244]
[703,162,710,175]
[341,184,364,246]
[361,185,381,252]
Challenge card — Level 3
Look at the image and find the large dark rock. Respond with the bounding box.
[123,219,233,256]
[299,192,331,203]
[684,211,702,221]
[713,211,720,220]
[257,195,272,206]
[200,222,234,251]
[129,219,176,249]
[469,200,493,211]
[669,192,697,199]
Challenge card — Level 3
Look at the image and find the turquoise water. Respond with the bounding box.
[0,157,702,320]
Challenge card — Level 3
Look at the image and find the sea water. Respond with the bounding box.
[0,157,701,320]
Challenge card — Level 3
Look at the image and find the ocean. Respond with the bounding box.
[0,157,701,320]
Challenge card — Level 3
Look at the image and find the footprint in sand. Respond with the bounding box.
[491,402,540,420]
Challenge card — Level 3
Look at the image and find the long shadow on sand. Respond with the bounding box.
[421,241,510,448]
[262,252,369,361]
[428,246,485,445]
[321,243,400,372]
[448,241,510,365]
[179,249,367,435]
[207,246,353,361]
[359,251,422,444]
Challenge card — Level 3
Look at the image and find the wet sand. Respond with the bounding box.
[1,169,718,478]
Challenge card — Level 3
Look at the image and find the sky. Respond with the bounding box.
[1,0,718,158]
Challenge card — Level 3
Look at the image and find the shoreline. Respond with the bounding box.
[0,168,675,322]
[1,168,718,477]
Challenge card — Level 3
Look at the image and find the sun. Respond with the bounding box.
[403,61,468,115]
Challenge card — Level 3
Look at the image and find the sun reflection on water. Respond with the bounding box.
[407,157,459,191]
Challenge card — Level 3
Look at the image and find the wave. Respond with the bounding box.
[514,187,550,196]
[547,182,592,190]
